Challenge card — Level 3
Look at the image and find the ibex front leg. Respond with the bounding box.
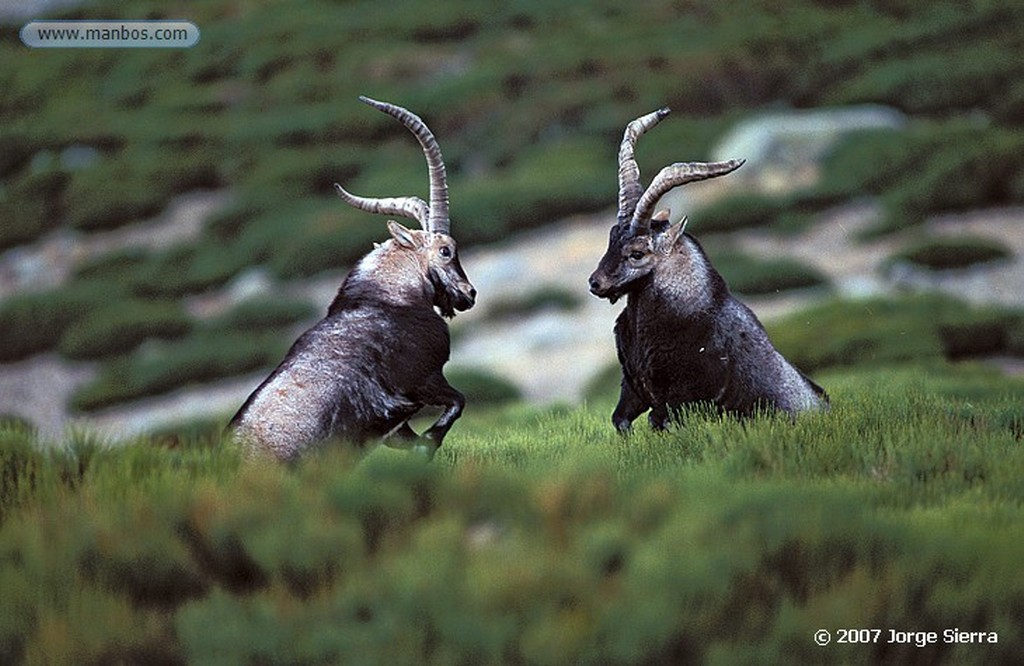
[411,373,466,459]
[612,376,648,434]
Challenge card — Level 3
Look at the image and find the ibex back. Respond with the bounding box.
[589,107,827,432]
[229,97,475,461]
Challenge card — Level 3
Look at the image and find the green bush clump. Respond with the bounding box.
[208,298,318,333]
[452,137,610,244]
[61,148,224,233]
[768,294,1024,372]
[128,241,256,299]
[70,331,287,413]
[688,186,844,237]
[446,367,522,405]
[712,250,829,295]
[0,166,68,251]
[485,286,582,321]
[61,161,170,233]
[692,194,791,233]
[819,124,1024,235]
[265,204,390,280]
[827,40,1020,115]
[0,282,115,362]
[809,127,911,202]
[3,364,1024,663]
[57,300,193,361]
[71,248,150,282]
[0,134,37,178]
[882,134,1024,231]
[74,244,237,302]
[0,294,68,362]
[891,235,1013,271]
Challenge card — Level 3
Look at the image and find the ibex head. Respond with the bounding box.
[588,107,743,303]
[335,96,475,317]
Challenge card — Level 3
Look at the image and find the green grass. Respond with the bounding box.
[2,363,1023,663]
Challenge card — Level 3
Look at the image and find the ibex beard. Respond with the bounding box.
[589,107,828,432]
[229,97,475,462]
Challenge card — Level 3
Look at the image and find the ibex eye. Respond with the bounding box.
[439,246,452,258]
[629,251,645,261]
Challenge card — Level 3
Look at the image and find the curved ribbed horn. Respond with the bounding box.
[630,159,745,235]
[618,107,670,227]
[363,96,450,234]
[334,97,451,234]
[333,184,430,228]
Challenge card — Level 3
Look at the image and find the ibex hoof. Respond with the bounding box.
[412,441,438,461]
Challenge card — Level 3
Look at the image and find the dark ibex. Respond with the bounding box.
[229,96,476,461]
[588,107,827,432]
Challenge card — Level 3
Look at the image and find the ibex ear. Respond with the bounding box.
[387,220,422,249]
[658,216,688,253]
[650,208,672,235]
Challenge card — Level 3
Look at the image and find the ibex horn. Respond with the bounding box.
[629,159,745,236]
[335,96,451,235]
[617,106,670,227]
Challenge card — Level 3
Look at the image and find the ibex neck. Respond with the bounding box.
[330,242,433,314]
[646,246,720,315]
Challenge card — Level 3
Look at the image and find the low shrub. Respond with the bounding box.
[446,367,522,405]
[61,159,169,232]
[693,194,790,233]
[452,137,610,245]
[768,294,1024,372]
[827,40,1021,115]
[57,300,193,361]
[0,283,114,362]
[819,124,1024,236]
[813,127,912,201]
[712,250,829,295]
[70,331,287,413]
[131,238,263,298]
[72,248,150,282]
[3,365,1024,663]
[265,204,390,280]
[484,286,581,321]
[61,147,223,233]
[208,298,318,333]
[891,235,1013,270]
[0,134,37,179]
[0,167,68,251]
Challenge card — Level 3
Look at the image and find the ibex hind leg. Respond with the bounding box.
[382,421,420,450]
[411,373,466,459]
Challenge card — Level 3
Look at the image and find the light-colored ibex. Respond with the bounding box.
[229,96,476,461]
[588,107,827,432]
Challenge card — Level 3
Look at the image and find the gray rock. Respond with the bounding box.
[711,105,906,192]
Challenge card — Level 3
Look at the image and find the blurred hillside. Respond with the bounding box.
[2,0,1023,438]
